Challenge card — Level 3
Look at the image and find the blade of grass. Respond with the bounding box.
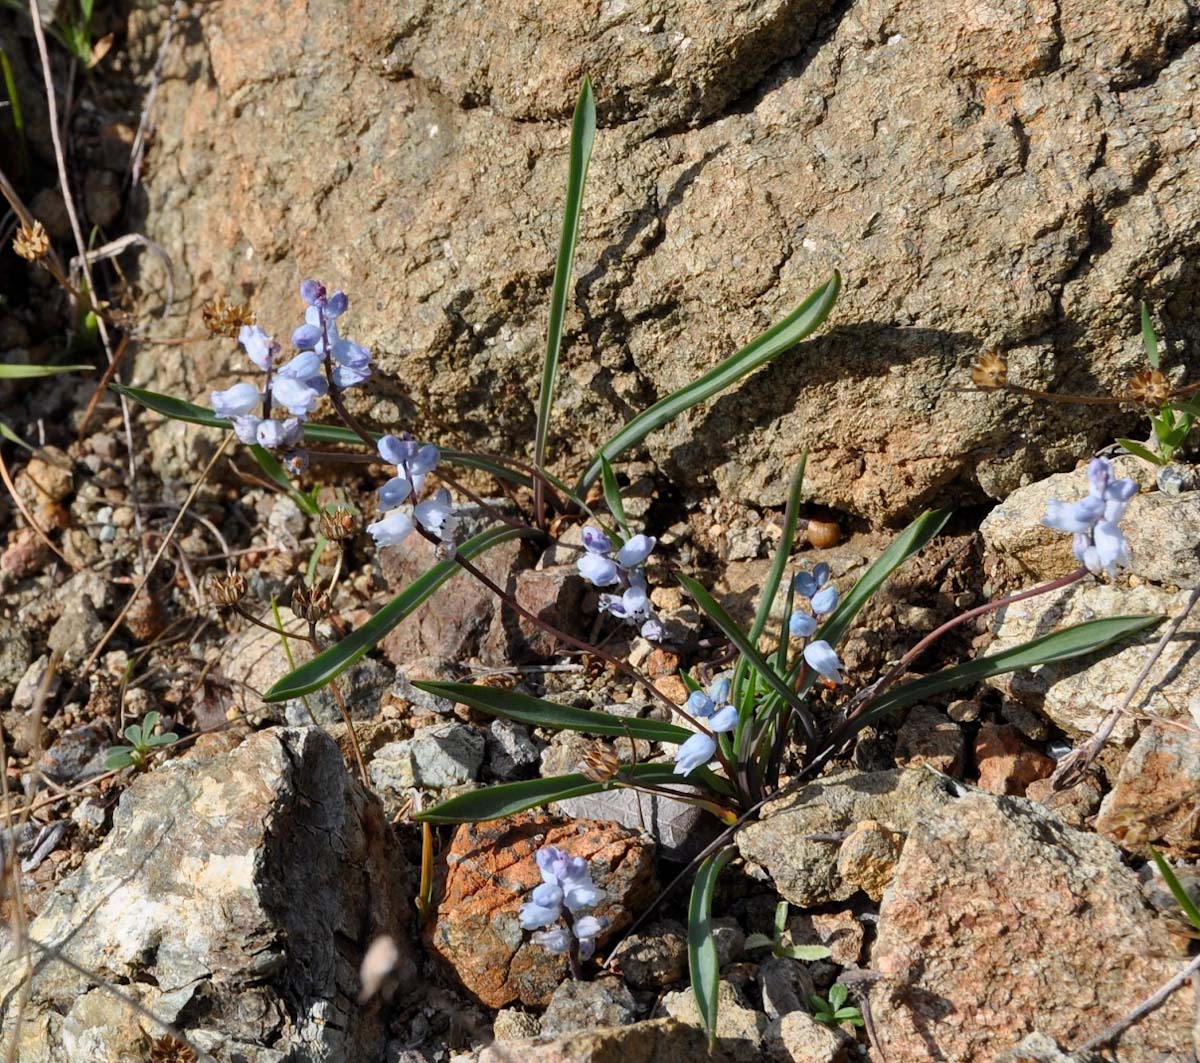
[1141,301,1160,369]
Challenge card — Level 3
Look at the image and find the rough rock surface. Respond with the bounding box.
[657,981,768,1063]
[472,1018,723,1063]
[869,791,1193,1062]
[426,813,656,1007]
[974,721,1055,796]
[986,582,1196,740]
[0,728,418,1062]
[737,768,953,905]
[132,0,1200,524]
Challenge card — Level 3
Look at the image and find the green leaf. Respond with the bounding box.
[412,681,693,744]
[250,444,320,516]
[142,711,161,732]
[688,846,737,1050]
[104,747,135,771]
[808,994,828,1012]
[1115,438,1166,466]
[851,614,1162,730]
[124,725,143,747]
[576,272,841,494]
[743,933,775,951]
[534,77,596,476]
[773,900,789,939]
[678,573,818,745]
[110,384,531,487]
[145,733,178,748]
[780,944,833,961]
[264,525,534,700]
[833,1008,864,1023]
[751,456,806,646]
[414,763,689,824]
[1141,301,1160,369]
[1149,846,1200,932]
[0,420,34,451]
[828,983,848,1010]
[600,455,630,540]
[0,363,93,379]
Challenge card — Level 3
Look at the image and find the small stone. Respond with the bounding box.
[657,981,767,1062]
[16,447,73,504]
[894,705,964,775]
[1,532,49,581]
[713,917,746,967]
[491,1009,540,1041]
[83,168,122,227]
[12,656,61,713]
[611,919,687,989]
[38,723,108,784]
[765,1010,853,1063]
[1025,773,1103,831]
[836,820,904,901]
[540,978,637,1036]
[485,718,540,780]
[477,1019,709,1062]
[810,911,864,966]
[384,722,484,791]
[975,723,1054,796]
[47,598,104,672]
[758,956,814,1020]
[654,674,689,705]
[0,620,33,706]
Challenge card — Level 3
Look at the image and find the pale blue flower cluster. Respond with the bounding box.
[576,527,663,640]
[519,846,607,960]
[1042,457,1136,577]
[673,675,738,776]
[209,280,371,461]
[790,563,845,684]
[366,435,455,553]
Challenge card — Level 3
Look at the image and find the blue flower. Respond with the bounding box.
[292,280,371,390]
[673,675,737,775]
[803,639,844,683]
[366,510,414,548]
[1043,457,1137,577]
[211,382,260,419]
[789,610,818,638]
[368,435,451,553]
[520,846,607,961]
[673,732,717,776]
[576,526,664,640]
[793,562,831,599]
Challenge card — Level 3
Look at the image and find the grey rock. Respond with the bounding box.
[37,723,107,784]
[993,1032,1098,1063]
[1123,490,1200,587]
[281,657,394,727]
[657,981,768,1062]
[0,728,418,1062]
[558,782,718,862]
[758,956,815,1021]
[473,1018,720,1062]
[371,722,484,792]
[540,978,638,1037]
[737,768,953,906]
[764,1011,853,1063]
[986,583,1195,740]
[485,718,540,779]
[611,919,688,989]
[47,597,103,672]
[0,619,32,706]
[713,917,746,967]
[491,1008,541,1041]
[11,655,59,713]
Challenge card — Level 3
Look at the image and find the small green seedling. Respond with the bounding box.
[105,711,178,771]
[809,982,865,1029]
[1116,302,1196,466]
[745,901,833,962]
[1149,845,1200,935]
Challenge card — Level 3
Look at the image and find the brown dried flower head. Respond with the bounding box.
[201,294,256,338]
[970,351,1009,389]
[319,505,357,541]
[206,570,247,607]
[579,744,621,783]
[148,1035,198,1063]
[1124,369,1171,408]
[13,220,50,263]
[290,579,330,623]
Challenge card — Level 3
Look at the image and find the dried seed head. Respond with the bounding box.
[201,294,256,338]
[579,744,621,783]
[290,579,329,623]
[319,505,357,541]
[1124,369,1171,408]
[13,220,50,263]
[970,351,1009,389]
[206,570,247,607]
[148,1035,198,1063]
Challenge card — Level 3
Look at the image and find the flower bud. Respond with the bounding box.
[579,744,621,783]
[290,579,329,623]
[206,570,247,607]
[319,505,357,541]
[13,220,50,264]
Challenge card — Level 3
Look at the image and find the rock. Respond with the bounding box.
[809,911,864,967]
[0,729,418,1061]
[611,919,688,989]
[491,1009,541,1041]
[993,1032,1095,1063]
[869,791,1193,1062]
[15,447,73,504]
[1095,722,1200,856]
[473,1018,720,1063]
[658,981,767,1062]
[372,721,485,791]
[975,722,1055,796]
[485,718,541,779]
[764,1010,853,1063]
[1123,491,1200,588]
[1025,772,1104,831]
[986,583,1193,740]
[426,813,656,1007]
[486,565,587,662]
[12,655,60,713]
[391,657,458,715]
[758,956,814,1020]
[83,167,122,227]
[540,978,638,1037]
[837,819,905,901]
[737,768,953,906]
[37,723,107,784]
[712,917,747,967]
[282,656,394,727]
[894,704,965,775]
[947,698,983,723]
[46,597,104,672]
[0,619,33,706]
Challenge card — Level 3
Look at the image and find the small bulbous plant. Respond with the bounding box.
[809,983,864,1030]
[113,77,1165,1046]
[105,711,178,771]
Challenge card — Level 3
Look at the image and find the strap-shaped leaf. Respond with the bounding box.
[415,763,695,824]
[689,846,737,1050]
[1141,301,1160,369]
[846,613,1160,733]
[600,455,630,540]
[264,525,534,701]
[748,454,806,645]
[575,271,840,493]
[0,363,93,378]
[1149,846,1200,932]
[414,680,693,744]
[678,573,817,745]
[111,383,531,487]
[534,77,596,476]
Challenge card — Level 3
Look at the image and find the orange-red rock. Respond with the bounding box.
[975,722,1054,796]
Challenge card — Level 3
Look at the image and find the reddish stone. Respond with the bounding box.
[974,722,1053,796]
[425,813,656,1007]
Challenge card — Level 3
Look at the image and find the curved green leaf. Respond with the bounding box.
[846,613,1161,733]
[534,77,596,476]
[1141,301,1160,369]
[689,846,737,1050]
[678,573,818,745]
[600,454,630,539]
[415,762,704,824]
[1149,846,1200,932]
[264,525,534,701]
[111,383,531,487]
[0,363,93,378]
[575,271,840,493]
[250,444,320,515]
[413,680,693,744]
[749,454,807,645]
